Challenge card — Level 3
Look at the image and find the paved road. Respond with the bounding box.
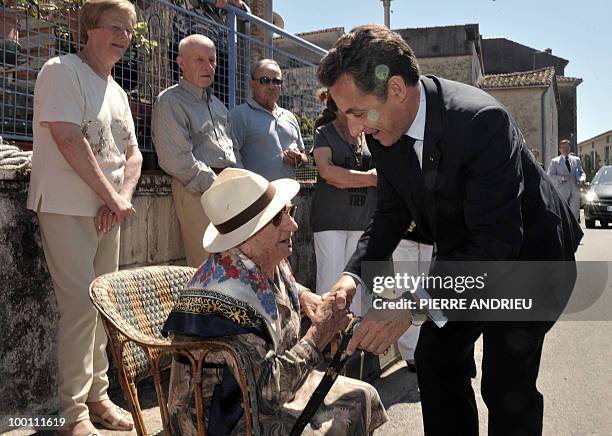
[374,216,612,436]
[12,217,612,436]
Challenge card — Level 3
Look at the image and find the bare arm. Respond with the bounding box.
[313,146,377,189]
[49,121,135,221]
[118,145,143,202]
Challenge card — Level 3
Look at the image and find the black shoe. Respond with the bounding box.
[405,359,417,373]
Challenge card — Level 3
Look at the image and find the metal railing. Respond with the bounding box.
[1,0,326,181]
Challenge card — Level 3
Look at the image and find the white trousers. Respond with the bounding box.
[38,212,119,423]
[313,230,364,315]
[392,239,434,361]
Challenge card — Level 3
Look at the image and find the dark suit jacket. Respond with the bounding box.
[346,76,582,306]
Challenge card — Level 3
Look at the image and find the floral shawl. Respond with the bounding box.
[163,248,300,351]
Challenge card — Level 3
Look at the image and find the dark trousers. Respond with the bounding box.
[415,320,554,436]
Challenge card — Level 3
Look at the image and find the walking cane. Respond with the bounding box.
[289,319,361,436]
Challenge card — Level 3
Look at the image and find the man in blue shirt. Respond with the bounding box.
[230,59,308,181]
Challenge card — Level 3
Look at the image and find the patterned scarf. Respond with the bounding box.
[163,248,300,351]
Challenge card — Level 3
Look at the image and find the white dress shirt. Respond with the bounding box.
[404,81,427,168]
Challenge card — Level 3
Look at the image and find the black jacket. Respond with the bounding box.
[346,76,582,300]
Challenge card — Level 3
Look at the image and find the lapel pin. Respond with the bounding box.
[428,156,434,162]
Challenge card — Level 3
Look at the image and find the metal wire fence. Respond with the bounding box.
[1,0,324,182]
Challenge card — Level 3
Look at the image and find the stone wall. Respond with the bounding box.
[485,86,558,168]
[418,55,477,85]
[485,87,544,162]
[0,174,58,419]
[0,170,317,426]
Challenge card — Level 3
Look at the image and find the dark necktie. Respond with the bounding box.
[565,156,571,173]
[403,136,433,240]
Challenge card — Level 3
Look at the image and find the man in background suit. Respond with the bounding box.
[317,25,582,436]
[548,139,585,221]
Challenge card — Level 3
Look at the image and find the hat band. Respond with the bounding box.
[215,184,277,235]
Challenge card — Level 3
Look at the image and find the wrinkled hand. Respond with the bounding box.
[304,296,352,350]
[347,311,412,355]
[299,291,322,321]
[95,205,118,233]
[327,274,357,311]
[107,193,136,224]
[283,148,305,166]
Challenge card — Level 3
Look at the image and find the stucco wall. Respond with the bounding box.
[578,133,612,179]
[0,170,317,426]
[484,87,544,161]
[419,55,477,85]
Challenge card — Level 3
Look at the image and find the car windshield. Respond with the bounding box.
[593,167,612,185]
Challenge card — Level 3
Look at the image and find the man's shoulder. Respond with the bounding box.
[208,93,229,113]
[156,84,182,103]
[431,76,505,114]
[276,106,300,126]
[550,155,562,164]
[276,105,296,117]
[229,101,251,115]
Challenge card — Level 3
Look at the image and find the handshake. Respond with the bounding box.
[300,275,413,355]
[300,289,354,352]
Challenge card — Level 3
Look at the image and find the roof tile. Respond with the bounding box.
[480,67,556,89]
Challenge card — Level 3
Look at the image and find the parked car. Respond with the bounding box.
[584,165,612,228]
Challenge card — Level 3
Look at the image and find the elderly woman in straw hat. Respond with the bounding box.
[163,168,388,435]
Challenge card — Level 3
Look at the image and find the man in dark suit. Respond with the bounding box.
[317,25,582,436]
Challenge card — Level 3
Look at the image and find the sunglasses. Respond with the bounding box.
[255,76,283,86]
[271,204,297,226]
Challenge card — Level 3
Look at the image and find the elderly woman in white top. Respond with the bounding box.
[27,0,142,433]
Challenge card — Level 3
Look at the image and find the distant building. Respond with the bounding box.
[273,23,485,121]
[274,27,344,64]
[273,28,346,122]
[556,75,583,150]
[271,23,581,164]
[480,67,559,168]
[396,24,483,86]
[578,130,612,180]
[482,38,582,153]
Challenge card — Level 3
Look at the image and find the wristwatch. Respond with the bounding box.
[410,310,427,326]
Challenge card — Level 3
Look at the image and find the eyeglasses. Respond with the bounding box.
[271,204,296,226]
[98,25,134,38]
[255,76,283,86]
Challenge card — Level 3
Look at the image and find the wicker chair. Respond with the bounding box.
[89,266,255,436]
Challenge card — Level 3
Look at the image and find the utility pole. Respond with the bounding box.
[381,0,393,28]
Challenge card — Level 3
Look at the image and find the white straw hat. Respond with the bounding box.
[201,168,300,253]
